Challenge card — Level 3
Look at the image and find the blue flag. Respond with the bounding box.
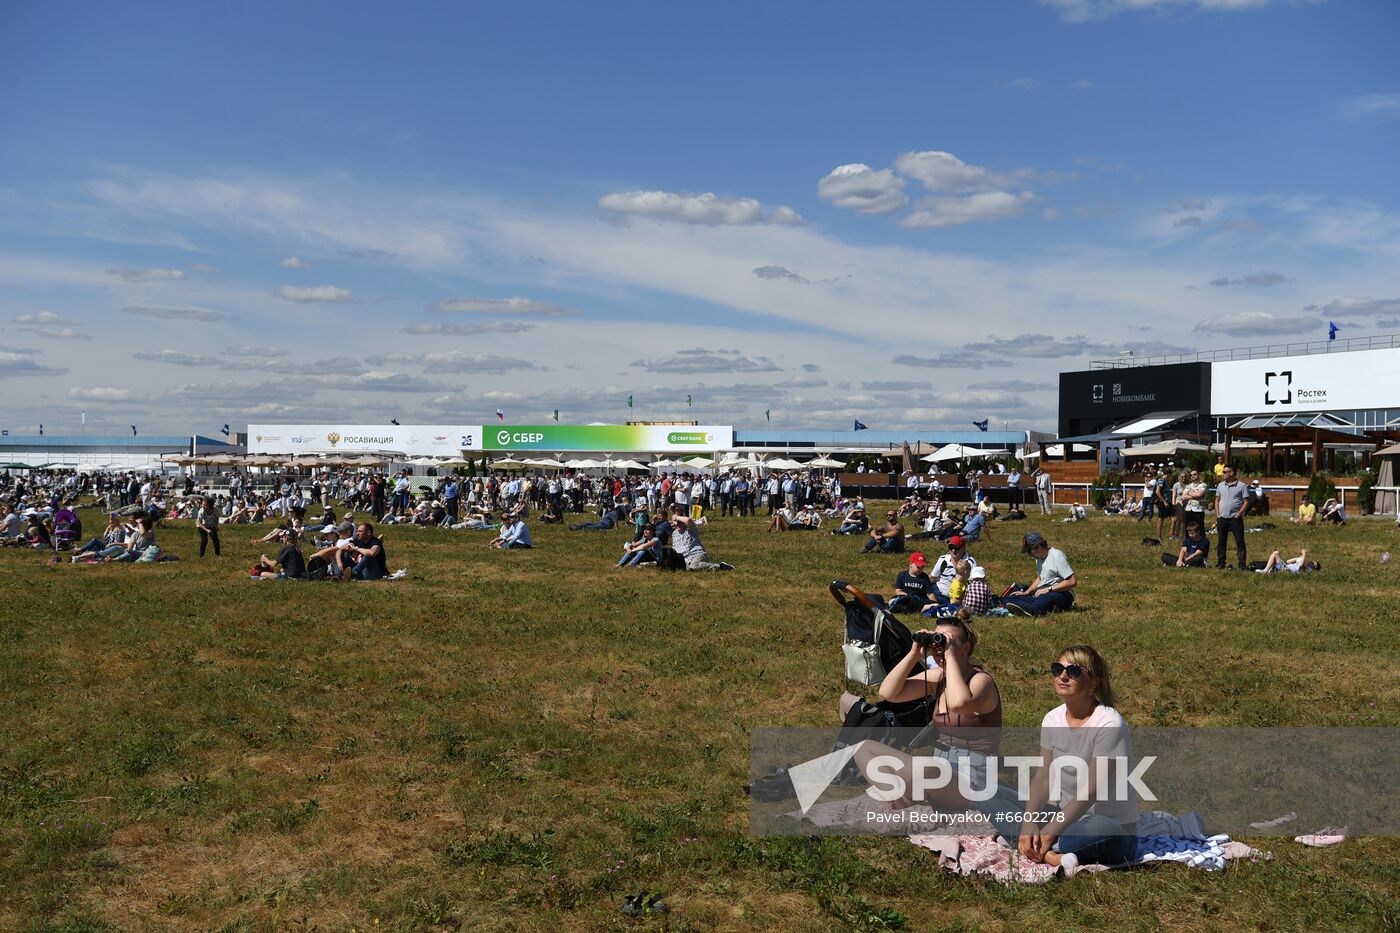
[1328,321,1339,341]
[131,425,137,436]
[221,423,230,437]
[39,424,43,436]
[853,420,868,431]
[391,418,400,425]
[972,419,989,432]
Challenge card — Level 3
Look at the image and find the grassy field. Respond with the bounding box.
[2,504,1398,931]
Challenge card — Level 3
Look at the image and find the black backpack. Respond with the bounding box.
[305,555,330,581]
[833,581,914,676]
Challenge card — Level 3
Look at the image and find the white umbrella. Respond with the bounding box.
[611,459,648,470]
[808,456,845,468]
[649,458,680,469]
[923,444,1012,463]
[407,456,442,466]
[766,457,805,470]
[683,456,714,468]
[491,457,528,469]
[523,457,566,469]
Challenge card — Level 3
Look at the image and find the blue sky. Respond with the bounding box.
[1,0,1397,435]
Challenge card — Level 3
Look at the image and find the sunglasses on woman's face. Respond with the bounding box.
[1050,662,1085,680]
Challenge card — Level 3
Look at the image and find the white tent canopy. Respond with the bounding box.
[1122,440,1211,458]
[765,457,805,470]
[923,444,1012,463]
[808,456,845,468]
[1025,443,1095,460]
[523,457,566,469]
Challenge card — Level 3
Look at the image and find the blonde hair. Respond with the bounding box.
[1057,644,1116,708]
[954,559,971,580]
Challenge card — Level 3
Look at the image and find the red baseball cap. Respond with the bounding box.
[909,552,927,566]
[948,536,966,549]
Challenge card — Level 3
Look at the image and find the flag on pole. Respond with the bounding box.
[552,409,559,422]
[39,424,43,436]
[972,419,989,432]
[131,425,137,436]
[765,408,771,422]
[221,423,230,437]
[496,409,505,422]
[854,420,868,431]
[391,418,400,425]
[686,394,693,407]
[627,394,633,408]
[81,411,86,425]
[1328,321,1339,341]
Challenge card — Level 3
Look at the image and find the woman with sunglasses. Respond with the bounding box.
[1016,645,1138,871]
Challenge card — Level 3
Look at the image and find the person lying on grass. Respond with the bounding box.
[74,513,130,559]
[1251,548,1321,574]
[1162,521,1209,567]
[254,527,306,579]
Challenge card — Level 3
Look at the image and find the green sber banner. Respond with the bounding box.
[483,425,733,452]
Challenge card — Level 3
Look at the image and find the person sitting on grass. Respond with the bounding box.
[947,560,971,606]
[668,509,733,571]
[1320,497,1346,525]
[790,505,822,530]
[254,528,306,579]
[105,514,156,562]
[616,524,659,567]
[540,501,565,524]
[489,511,532,549]
[74,513,129,560]
[887,552,931,613]
[1002,531,1076,617]
[1011,645,1139,872]
[343,522,388,581]
[1162,521,1209,567]
[1251,548,1321,574]
[830,502,869,536]
[767,502,795,531]
[925,537,977,608]
[961,565,997,615]
[12,513,52,550]
[861,510,906,554]
[307,522,356,575]
[847,611,1004,807]
[1291,495,1317,525]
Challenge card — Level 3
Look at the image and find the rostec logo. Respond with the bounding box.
[327,432,341,447]
[1092,384,1104,402]
[1264,371,1293,405]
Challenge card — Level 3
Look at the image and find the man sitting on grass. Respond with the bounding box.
[887,552,931,613]
[861,510,906,554]
[489,511,532,549]
[668,509,733,571]
[343,522,387,581]
[1003,531,1077,616]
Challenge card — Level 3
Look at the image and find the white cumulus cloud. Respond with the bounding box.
[902,191,1035,229]
[817,164,907,214]
[1195,311,1318,336]
[279,256,309,269]
[426,297,579,317]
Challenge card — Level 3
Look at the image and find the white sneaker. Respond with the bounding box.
[1057,852,1080,877]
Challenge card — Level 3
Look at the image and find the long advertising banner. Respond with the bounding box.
[482,424,733,452]
[247,424,735,455]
